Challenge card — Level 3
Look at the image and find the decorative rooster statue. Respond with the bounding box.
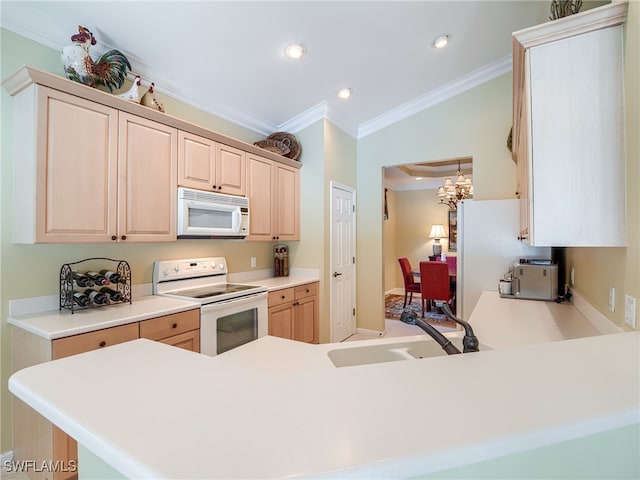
[61,25,131,92]
[118,76,141,102]
[141,82,165,112]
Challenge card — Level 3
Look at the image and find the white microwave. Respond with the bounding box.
[177,187,249,238]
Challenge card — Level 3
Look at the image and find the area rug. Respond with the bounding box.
[385,294,457,329]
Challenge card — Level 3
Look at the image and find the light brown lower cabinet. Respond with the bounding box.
[12,308,200,480]
[268,282,319,344]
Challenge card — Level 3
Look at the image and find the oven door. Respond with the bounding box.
[199,291,268,356]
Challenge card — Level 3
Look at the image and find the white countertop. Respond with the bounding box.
[7,295,200,340]
[9,328,639,478]
[468,290,615,349]
[7,270,319,340]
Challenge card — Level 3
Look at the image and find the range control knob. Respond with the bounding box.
[173,265,180,272]
[163,268,170,277]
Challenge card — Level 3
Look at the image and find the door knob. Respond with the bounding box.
[333,272,342,277]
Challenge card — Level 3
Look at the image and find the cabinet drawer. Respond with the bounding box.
[139,309,200,341]
[295,282,318,299]
[52,323,139,359]
[268,287,295,307]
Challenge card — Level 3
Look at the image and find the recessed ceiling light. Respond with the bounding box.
[337,87,351,99]
[284,43,305,59]
[432,35,449,49]
[416,177,423,180]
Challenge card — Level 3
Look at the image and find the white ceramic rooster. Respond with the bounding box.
[118,76,141,102]
[61,25,131,92]
[141,82,165,112]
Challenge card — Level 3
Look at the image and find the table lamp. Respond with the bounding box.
[429,224,446,256]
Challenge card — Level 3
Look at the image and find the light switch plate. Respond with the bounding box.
[250,256,256,268]
[625,295,637,329]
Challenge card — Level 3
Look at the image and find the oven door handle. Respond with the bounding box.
[200,291,267,311]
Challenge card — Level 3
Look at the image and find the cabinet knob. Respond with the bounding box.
[99,341,106,347]
[212,185,216,190]
[121,235,127,240]
[281,295,285,299]
[172,323,178,329]
[517,235,528,241]
[111,235,117,241]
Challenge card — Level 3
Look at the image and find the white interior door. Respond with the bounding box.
[330,182,356,342]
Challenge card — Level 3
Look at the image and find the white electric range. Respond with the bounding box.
[152,257,268,356]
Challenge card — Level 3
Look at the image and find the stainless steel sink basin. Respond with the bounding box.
[327,338,491,368]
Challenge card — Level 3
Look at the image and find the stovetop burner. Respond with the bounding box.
[164,283,258,299]
[153,257,267,305]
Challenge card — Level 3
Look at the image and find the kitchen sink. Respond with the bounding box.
[327,338,491,368]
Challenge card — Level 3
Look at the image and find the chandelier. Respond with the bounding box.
[437,160,473,210]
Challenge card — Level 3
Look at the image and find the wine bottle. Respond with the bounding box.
[72,291,92,307]
[72,272,94,288]
[85,288,108,305]
[86,271,108,286]
[100,286,124,302]
[99,269,122,284]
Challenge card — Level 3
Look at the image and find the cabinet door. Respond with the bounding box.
[157,330,200,352]
[268,303,294,339]
[216,144,246,195]
[246,154,275,241]
[527,26,625,246]
[118,113,177,242]
[51,322,138,479]
[274,162,300,241]
[178,131,216,190]
[35,86,119,243]
[293,295,318,344]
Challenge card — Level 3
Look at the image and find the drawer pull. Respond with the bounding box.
[281,295,285,299]
[99,341,106,347]
[172,323,178,329]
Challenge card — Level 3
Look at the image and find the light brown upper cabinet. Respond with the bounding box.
[512,2,627,247]
[10,85,177,243]
[118,112,177,242]
[178,131,246,195]
[246,153,299,241]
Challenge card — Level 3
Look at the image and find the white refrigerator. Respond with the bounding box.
[456,199,551,320]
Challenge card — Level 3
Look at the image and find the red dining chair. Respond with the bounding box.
[445,256,457,292]
[419,261,455,317]
[398,258,421,308]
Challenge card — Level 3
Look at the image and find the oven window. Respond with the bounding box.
[217,308,258,354]
[189,207,233,229]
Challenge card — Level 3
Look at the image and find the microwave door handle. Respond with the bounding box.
[233,209,241,233]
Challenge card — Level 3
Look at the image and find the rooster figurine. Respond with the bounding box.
[61,25,131,92]
[118,76,141,102]
[140,82,165,112]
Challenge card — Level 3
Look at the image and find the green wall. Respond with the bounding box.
[357,73,516,331]
[0,29,323,452]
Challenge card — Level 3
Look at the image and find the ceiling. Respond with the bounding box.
[384,157,473,191]
[0,1,557,139]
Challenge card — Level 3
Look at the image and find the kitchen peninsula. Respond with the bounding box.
[8,297,639,479]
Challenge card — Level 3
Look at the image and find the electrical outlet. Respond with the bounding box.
[250,256,256,268]
[625,295,637,329]
[609,287,615,313]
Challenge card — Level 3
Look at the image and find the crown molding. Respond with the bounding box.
[3,9,513,140]
[357,55,513,139]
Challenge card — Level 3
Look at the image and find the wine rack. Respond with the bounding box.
[59,257,132,313]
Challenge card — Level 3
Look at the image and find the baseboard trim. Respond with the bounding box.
[356,327,384,337]
[572,289,624,335]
